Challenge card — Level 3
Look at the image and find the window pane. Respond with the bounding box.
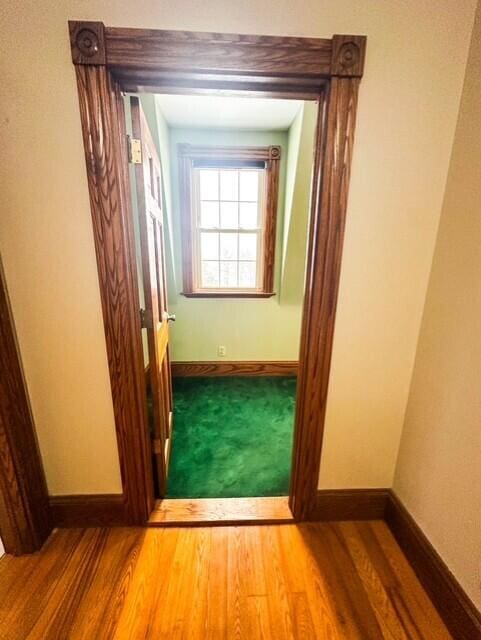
[239,233,257,260]
[220,261,238,287]
[220,170,238,201]
[220,202,238,229]
[220,233,238,260]
[239,202,259,229]
[239,261,256,288]
[199,170,218,200]
[201,261,219,287]
[240,171,259,201]
[200,201,219,228]
[200,232,219,260]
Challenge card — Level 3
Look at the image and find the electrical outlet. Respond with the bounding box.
[217,345,226,357]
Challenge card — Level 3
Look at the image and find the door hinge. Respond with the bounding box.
[152,438,162,455]
[140,308,153,329]
[127,135,142,164]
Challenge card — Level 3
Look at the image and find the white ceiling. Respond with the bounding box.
[154,94,303,131]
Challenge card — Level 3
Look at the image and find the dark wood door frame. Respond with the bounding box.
[0,260,52,554]
[68,21,366,524]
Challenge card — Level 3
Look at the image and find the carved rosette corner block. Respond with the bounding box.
[331,35,366,77]
[269,145,282,161]
[69,21,106,65]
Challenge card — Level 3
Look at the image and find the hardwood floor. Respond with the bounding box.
[0,521,451,639]
[150,496,293,525]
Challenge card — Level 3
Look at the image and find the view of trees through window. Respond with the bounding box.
[194,167,265,289]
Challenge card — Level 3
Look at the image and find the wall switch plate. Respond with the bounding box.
[217,345,226,357]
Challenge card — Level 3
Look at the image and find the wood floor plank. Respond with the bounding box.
[0,529,85,639]
[149,496,293,525]
[369,521,452,639]
[353,521,426,638]
[67,527,144,640]
[287,592,317,639]
[299,523,386,639]
[26,528,113,639]
[242,526,268,597]
[206,527,229,638]
[0,522,452,639]
[260,526,295,639]
[278,525,341,639]
[245,595,272,639]
[339,521,409,640]
[151,527,197,638]
[226,527,251,639]
[184,528,211,638]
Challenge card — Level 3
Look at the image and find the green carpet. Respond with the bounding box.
[167,376,296,498]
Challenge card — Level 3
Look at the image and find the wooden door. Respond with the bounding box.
[130,96,173,497]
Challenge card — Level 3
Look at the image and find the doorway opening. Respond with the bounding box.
[68,22,366,525]
[126,93,317,518]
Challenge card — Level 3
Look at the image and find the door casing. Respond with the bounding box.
[68,22,366,524]
[0,260,51,554]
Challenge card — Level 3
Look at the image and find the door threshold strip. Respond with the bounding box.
[148,496,293,527]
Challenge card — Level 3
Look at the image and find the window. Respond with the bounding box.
[195,167,263,289]
[178,145,281,297]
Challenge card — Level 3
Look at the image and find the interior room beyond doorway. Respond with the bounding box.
[126,92,317,502]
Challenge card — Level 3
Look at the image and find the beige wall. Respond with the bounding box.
[0,1,476,494]
[317,1,477,489]
[393,1,481,610]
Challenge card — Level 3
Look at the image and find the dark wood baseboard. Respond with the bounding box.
[385,491,481,640]
[308,488,390,521]
[171,360,298,377]
[49,489,386,527]
[49,494,127,527]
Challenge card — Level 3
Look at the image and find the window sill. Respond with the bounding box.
[181,291,276,299]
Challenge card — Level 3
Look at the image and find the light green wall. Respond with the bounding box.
[153,100,177,295]
[167,126,306,361]
[126,99,316,363]
[282,106,304,275]
[281,102,317,304]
